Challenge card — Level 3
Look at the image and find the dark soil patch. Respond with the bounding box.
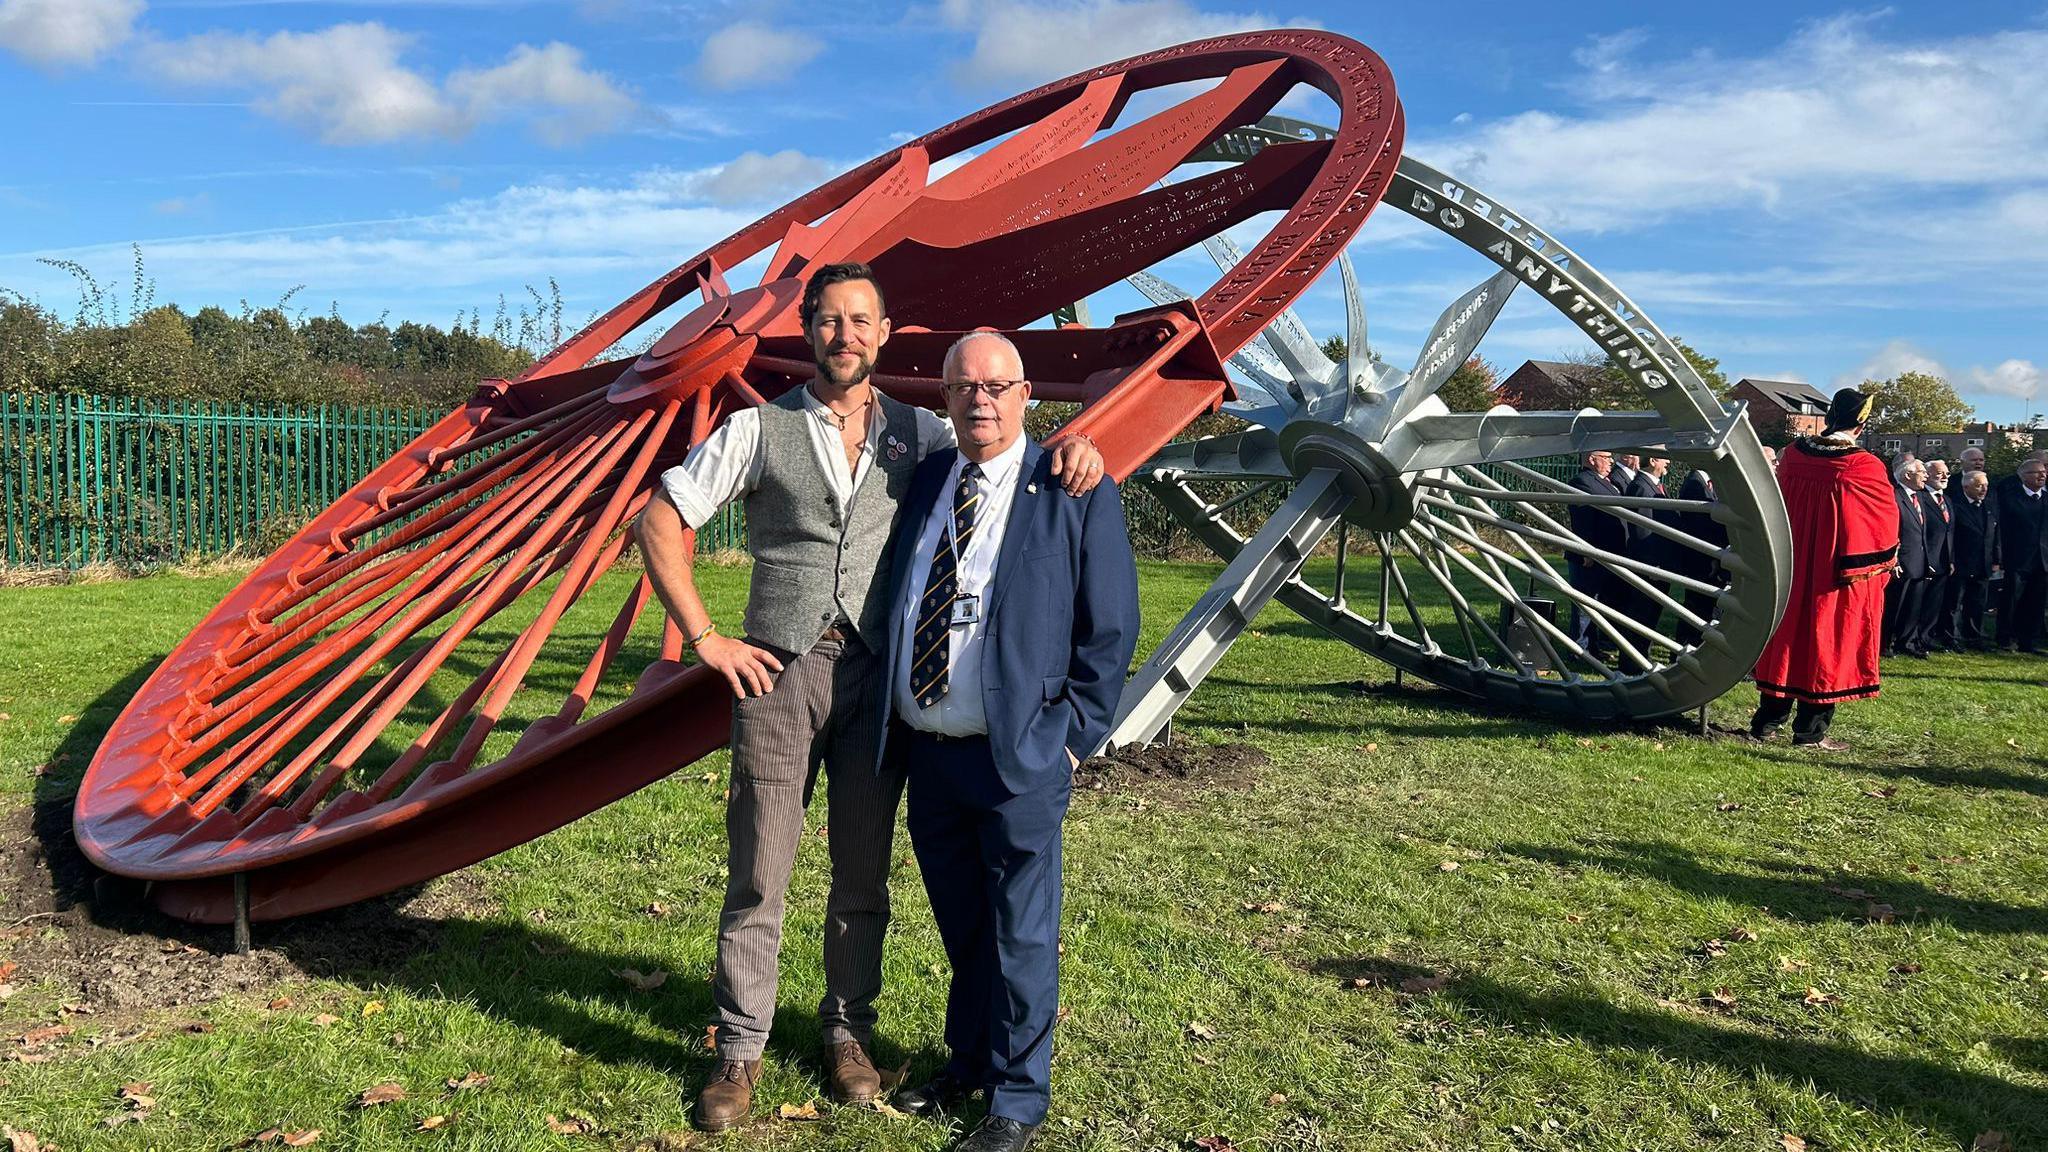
[0,797,499,1028]
[1073,739,1269,798]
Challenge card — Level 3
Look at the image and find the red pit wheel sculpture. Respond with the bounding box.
[76,31,1406,922]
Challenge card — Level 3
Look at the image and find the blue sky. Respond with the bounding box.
[2,0,2044,420]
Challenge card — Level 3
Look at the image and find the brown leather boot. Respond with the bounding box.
[694,1058,761,1131]
[823,1040,881,1104]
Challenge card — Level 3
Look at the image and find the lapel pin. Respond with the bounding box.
[1026,483,1038,494]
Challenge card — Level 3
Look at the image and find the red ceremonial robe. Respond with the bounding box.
[1753,437,1899,703]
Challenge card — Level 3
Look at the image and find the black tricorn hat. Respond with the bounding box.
[1824,387,1874,433]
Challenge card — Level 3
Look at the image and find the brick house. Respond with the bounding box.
[1729,378,1829,442]
[1865,422,2035,461]
[1497,360,1607,409]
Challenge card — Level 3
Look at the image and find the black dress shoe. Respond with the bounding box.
[893,1069,976,1118]
[956,1115,1039,1152]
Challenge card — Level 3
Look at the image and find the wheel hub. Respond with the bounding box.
[1278,420,1414,531]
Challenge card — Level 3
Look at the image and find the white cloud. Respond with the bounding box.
[938,0,1284,87]
[680,149,834,206]
[1411,16,2048,235]
[0,150,847,316]
[448,42,633,145]
[694,21,820,91]
[145,23,463,144]
[144,24,635,145]
[1967,359,2044,400]
[0,0,143,69]
[1837,339,1949,388]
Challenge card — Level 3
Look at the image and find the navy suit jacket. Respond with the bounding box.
[874,439,1141,793]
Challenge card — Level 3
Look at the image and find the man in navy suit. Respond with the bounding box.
[875,332,1139,1152]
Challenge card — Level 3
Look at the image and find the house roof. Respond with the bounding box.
[1736,377,1830,416]
[1510,359,1604,384]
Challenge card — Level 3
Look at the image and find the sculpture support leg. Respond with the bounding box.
[1099,468,1348,753]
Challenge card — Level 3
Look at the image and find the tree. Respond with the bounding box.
[1864,370,1973,435]
[1436,355,1499,413]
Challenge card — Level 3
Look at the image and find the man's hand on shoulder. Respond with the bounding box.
[695,632,785,698]
[1048,434,1105,496]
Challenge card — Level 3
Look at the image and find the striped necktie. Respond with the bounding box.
[909,462,981,707]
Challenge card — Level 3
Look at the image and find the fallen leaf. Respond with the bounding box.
[1399,973,1450,994]
[118,1081,155,1109]
[0,987,12,1002]
[1890,961,1924,975]
[182,1020,215,1033]
[868,1099,909,1118]
[1716,802,1742,812]
[615,968,669,992]
[104,1112,146,1128]
[1730,927,1760,943]
[356,1081,407,1107]
[1437,861,1460,872]
[1346,976,1374,989]
[1974,1132,2014,1152]
[643,902,668,918]
[1781,1135,1808,1152]
[1564,913,1584,924]
[1267,1092,1288,1106]
[281,1130,321,1147]
[3,1127,37,1152]
[1364,742,1379,753]
[2006,738,2022,750]
[417,1116,447,1131]
[1194,1138,1239,1150]
[267,997,293,1010]
[311,1013,340,1027]
[1704,987,1738,1011]
[701,1024,718,1052]
[1777,956,1810,973]
[361,1000,385,1017]
[1241,900,1285,914]
[446,1071,492,1092]
[1191,1051,1215,1066]
[57,715,75,724]
[1803,987,1840,1006]
[776,1101,822,1121]
[544,1115,591,1135]
[17,1024,71,1049]
[528,908,549,923]
[1863,787,1897,799]
[388,1031,408,1047]
[0,963,15,984]
[1186,1020,1218,1042]
[1700,939,1729,958]
[880,1058,910,1090]
[1865,902,1897,925]
[246,1128,282,1145]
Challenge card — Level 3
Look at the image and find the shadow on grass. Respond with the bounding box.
[1500,839,2048,936]
[1742,745,2048,800]
[1442,971,2045,1146]
[29,657,166,914]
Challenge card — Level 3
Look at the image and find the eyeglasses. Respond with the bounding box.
[942,379,1025,399]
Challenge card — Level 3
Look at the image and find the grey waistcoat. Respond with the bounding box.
[742,388,924,655]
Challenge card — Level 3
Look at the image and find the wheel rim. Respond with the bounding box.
[74,31,1406,920]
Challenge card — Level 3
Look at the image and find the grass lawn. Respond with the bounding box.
[1,562,2045,1150]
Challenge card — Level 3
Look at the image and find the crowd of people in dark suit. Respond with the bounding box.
[1560,437,2048,671]
[1879,446,2048,657]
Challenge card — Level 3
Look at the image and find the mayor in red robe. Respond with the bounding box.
[1750,388,1897,748]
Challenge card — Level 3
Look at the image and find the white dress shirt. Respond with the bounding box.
[894,436,1029,736]
[657,386,957,529]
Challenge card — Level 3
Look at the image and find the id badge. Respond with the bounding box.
[949,593,982,627]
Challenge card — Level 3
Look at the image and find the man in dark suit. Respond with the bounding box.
[1917,459,1955,650]
[879,332,1140,1152]
[1948,470,1999,648]
[1995,456,2048,653]
[1951,447,1985,500]
[1882,458,1930,657]
[1622,455,1673,632]
[1668,464,1727,647]
[1566,450,1627,660]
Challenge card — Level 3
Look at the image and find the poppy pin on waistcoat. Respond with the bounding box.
[885,435,906,461]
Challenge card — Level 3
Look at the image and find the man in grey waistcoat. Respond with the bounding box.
[634,262,1104,1131]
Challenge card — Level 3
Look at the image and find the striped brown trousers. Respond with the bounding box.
[712,632,905,1060]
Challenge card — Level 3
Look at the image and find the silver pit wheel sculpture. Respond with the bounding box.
[1101,116,1792,751]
